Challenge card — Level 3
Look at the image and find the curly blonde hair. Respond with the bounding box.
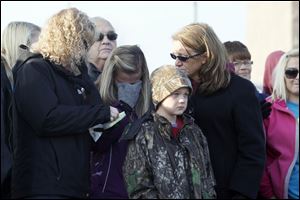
[33,8,96,75]
[1,21,40,84]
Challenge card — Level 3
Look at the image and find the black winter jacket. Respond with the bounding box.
[189,74,265,199]
[1,58,13,198]
[11,55,110,198]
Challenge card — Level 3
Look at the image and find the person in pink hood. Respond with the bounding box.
[263,50,285,96]
[260,49,299,199]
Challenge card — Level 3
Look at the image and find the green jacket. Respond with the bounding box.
[123,112,216,199]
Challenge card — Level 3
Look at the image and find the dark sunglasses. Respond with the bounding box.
[170,52,201,62]
[285,68,299,79]
[98,31,118,41]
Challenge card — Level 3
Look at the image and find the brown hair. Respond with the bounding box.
[224,41,251,61]
[172,23,230,95]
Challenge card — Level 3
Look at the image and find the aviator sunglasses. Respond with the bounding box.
[170,52,201,62]
[98,31,118,41]
[285,68,299,79]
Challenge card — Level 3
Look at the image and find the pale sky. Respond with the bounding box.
[1,1,246,73]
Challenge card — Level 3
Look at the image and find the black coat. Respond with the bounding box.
[189,74,265,199]
[11,56,110,198]
[1,59,13,198]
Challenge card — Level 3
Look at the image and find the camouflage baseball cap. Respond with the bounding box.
[151,65,192,107]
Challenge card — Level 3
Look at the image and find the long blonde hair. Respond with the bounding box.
[96,45,151,117]
[172,23,230,95]
[1,21,40,84]
[33,8,96,75]
[272,48,299,102]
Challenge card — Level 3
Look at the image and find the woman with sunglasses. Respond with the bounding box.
[171,23,266,199]
[87,17,118,82]
[259,49,299,199]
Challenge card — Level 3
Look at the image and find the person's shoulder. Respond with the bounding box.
[14,53,45,72]
[13,53,49,82]
[23,54,46,67]
[230,73,256,91]
[127,121,156,146]
[121,111,154,141]
[182,114,201,130]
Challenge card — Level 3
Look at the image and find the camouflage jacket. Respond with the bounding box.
[122,113,216,199]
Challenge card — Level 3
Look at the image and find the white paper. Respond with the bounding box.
[89,130,102,142]
[102,111,126,129]
[89,111,126,142]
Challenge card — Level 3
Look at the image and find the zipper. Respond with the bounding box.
[102,146,112,193]
[154,123,177,179]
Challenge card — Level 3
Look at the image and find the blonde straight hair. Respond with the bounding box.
[1,21,40,83]
[272,48,299,102]
[96,45,151,117]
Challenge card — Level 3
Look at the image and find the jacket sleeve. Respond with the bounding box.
[14,59,110,136]
[230,80,266,198]
[122,128,159,199]
[92,115,130,153]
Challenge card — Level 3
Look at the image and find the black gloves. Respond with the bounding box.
[260,99,272,119]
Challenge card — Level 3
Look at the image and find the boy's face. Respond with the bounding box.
[158,87,189,117]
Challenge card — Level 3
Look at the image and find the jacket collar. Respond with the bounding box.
[153,112,194,139]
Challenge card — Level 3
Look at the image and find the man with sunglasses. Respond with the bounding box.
[259,49,299,199]
[87,17,118,82]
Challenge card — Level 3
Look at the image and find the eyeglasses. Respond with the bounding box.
[170,53,201,62]
[232,60,253,68]
[285,68,299,79]
[98,31,118,41]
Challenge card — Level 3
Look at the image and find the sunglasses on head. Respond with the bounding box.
[170,52,201,62]
[98,31,118,41]
[285,68,299,79]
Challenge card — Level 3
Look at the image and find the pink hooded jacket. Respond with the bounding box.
[259,98,299,199]
[263,51,285,96]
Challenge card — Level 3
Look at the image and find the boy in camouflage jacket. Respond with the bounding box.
[122,65,216,199]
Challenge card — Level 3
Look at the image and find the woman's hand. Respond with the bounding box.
[110,106,119,121]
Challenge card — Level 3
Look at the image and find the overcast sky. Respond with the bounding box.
[1,1,246,73]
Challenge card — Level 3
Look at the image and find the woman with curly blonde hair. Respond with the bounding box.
[33,7,97,75]
[11,8,119,199]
